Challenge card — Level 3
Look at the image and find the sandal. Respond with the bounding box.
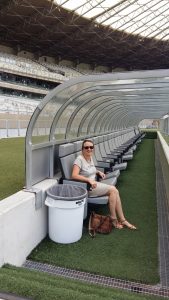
[111,218,123,229]
[120,219,137,230]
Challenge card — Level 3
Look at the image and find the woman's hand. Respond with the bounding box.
[88,179,97,189]
[97,171,106,179]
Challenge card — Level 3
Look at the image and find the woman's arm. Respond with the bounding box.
[72,164,97,189]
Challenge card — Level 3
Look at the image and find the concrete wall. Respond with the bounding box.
[157,132,169,203]
[0,179,56,267]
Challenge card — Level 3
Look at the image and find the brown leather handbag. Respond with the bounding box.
[88,211,112,237]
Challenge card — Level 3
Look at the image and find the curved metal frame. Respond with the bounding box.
[25,70,169,188]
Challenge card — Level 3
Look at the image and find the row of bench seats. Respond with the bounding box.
[58,130,144,218]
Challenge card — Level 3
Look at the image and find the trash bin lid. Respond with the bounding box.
[46,184,87,201]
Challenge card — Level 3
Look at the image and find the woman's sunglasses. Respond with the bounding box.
[83,146,94,150]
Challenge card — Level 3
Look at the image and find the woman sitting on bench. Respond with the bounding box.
[72,139,136,230]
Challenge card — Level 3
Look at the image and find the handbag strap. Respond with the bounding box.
[88,212,96,238]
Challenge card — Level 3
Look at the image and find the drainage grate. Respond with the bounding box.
[23,260,169,298]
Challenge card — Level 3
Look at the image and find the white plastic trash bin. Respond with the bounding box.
[45,184,87,244]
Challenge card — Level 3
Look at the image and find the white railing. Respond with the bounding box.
[0,108,34,138]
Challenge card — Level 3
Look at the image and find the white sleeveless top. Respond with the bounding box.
[73,155,96,180]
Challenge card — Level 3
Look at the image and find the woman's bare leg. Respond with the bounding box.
[108,186,136,229]
[107,187,117,219]
[107,187,123,228]
[114,187,125,220]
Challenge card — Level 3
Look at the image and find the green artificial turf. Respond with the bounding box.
[0,137,25,200]
[0,265,162,300]
[29,139,159,284]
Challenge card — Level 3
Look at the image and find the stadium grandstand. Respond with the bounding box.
[0,1,169,300]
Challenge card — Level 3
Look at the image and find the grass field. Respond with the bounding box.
[29,139,159,284]
[0,137,25,200]
[0,265,162,300]
[0,137,160,299]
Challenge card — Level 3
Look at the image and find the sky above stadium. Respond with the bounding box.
[54,0,169,41]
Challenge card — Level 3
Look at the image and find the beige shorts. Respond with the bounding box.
[88,182,111,197]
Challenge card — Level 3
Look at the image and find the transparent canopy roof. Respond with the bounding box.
[27,70,169,146]
[55,0,169,41]
[25,69,169,188]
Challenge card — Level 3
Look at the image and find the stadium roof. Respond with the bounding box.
[1,0,169,70]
